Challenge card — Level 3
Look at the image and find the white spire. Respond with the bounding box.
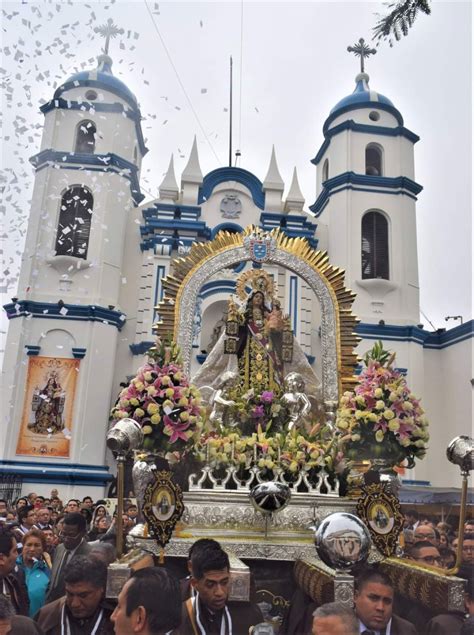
[285,167,305,212]
[263,145,284,192]
[159,155,179,202]
[181,136,203,184]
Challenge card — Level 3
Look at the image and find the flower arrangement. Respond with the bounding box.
[230,388,284,435]
[194,425,343,481]
[336,341,429,465]
[110,338,204,460]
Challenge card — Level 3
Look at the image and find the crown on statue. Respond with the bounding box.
[235,269,275,303]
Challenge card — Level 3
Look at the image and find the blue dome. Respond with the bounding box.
[54,55,138,111]
[325,73,403,130]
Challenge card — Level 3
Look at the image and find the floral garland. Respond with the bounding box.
[194,425,344,480]
[336,341,429,464]
[110,339,204,460]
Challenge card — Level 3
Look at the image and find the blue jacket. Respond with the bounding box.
[16,555,51,618]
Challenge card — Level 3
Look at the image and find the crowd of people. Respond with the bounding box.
[0,490,472,635]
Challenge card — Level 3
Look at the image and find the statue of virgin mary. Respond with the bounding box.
[192,270,322,405]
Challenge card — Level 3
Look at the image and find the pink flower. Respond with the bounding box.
[163,415,190,443]
[260,391,274,403]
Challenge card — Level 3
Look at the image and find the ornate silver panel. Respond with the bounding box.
[176,245,339,401]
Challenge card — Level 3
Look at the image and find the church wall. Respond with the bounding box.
[2,318,117,469]
[201,183,261,228]
[422,340,473,487]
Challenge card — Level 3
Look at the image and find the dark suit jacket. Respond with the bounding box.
[392,613,419,635]
[46,540,90,602]
[35,597,114,635]
[2,569,30,616]
[425,612,464,635]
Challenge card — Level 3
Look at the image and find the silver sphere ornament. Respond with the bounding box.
[107,418,143,454]
[446,436,474,473]
[249,481,291,515]
[315,512,371,571]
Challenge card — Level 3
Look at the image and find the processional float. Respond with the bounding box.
[106,227,472,623]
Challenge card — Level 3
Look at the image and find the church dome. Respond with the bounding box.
[324,72,403,131]
[54,54,138,111]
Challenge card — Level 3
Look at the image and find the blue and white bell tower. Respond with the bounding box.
[1,24,146,496]
[311,39,423,327]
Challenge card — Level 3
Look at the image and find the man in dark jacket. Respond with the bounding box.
[0,594,43,635]
[35,555,114,635]
[354,568,418,635]
[46,512,90,602]
[0,527,29,616]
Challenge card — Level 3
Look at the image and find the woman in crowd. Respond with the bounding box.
[88,515,111,541]
[16,528,51,617]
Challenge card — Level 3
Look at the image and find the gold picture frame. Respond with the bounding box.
[356,483,404,557]
[142,469,184,548]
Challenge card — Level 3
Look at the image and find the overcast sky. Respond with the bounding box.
[1,0,472,345]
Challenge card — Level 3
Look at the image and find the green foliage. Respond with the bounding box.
[373,0,432,46]
[363,340,392,367]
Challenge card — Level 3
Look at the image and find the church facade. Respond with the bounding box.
[1,50,472,498]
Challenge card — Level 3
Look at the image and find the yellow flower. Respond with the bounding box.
[389,392,397,402]
[375,400,385,410]
[165,388,175,399]
[120,399,130,408]
[142,425,152,435]
[264,459,274,469]
[351,434,361,442]
[144,372,153,382]
[150,414,160,425]
[178,397,189,407]
[147,386,157,397]
[289,461,298,472]
[134,408,145,418]
[388,420,400,432]
[383,409,395,420]
[161,376,171,386]
[179,411,189,422]
[130,398,139,406]
[134,381,144,391]
[375,430,384,442]
[356,395,366,406]
[337,420,349,430]
[147,403,159,415]
[368,413,378,423]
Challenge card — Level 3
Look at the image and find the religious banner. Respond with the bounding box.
[16,356,80,458]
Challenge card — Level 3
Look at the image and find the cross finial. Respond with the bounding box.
[94,18,124,55]
[347,37,377,73]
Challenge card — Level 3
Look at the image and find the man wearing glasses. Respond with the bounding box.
[408,541,442,567]
[46,512,90,602]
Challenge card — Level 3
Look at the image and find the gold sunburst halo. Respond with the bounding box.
[153,226,360,393]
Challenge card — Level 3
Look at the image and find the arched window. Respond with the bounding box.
[74,120,96,154]
[55,186,93,259]
[361,211,389,279]
[322,159,329,182]
[365,144,383,176]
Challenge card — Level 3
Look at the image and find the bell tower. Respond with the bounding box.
[1,22,147,495]
[310,39,422,326]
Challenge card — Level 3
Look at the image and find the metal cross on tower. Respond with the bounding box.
[347,38,377,73]
[94,18,124,55]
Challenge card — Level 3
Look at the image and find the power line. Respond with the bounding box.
[420,308,436,331]
[143,0,222,165]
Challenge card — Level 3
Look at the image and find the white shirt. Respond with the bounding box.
[358,618,392,635]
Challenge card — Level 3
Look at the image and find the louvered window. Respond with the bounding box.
[365,144,383,176]
[75,120,96,154]
[55,186,93,259]
[361,211,389,279]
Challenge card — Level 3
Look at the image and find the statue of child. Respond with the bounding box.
[209,370,240,429]
[281,372,311,431]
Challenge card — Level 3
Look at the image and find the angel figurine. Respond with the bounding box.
[209,370,240,429]
[281,372,311,431]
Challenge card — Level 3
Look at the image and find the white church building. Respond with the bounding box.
[1,46,472,499]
